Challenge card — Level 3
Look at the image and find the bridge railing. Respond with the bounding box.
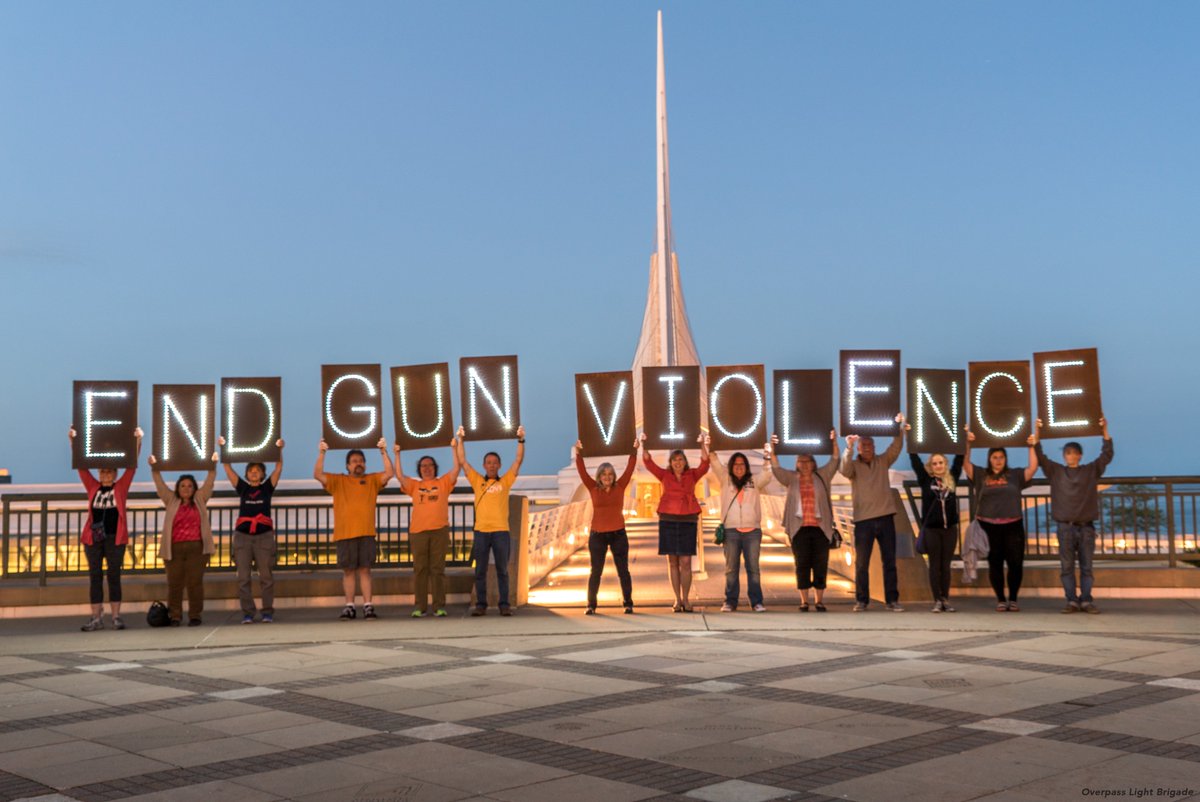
[1,487,482,584]
[525,499,593,588]
[901,476,1200,567]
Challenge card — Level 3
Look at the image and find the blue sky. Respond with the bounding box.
[2,1,1197,481]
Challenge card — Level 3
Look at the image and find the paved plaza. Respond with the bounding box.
[2,598,1200,802]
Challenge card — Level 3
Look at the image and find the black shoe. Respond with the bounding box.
[470,606,486,617]
[585,607,596,615]
[363,604,378,620]
[339,605,356,620]
[188,618,202,627]
[624,605,634,614]
[169,619,182,627]
[499,606,513,617]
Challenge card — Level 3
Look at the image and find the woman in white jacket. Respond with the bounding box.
[709,438,773,612]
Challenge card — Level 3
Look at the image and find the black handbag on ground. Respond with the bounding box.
[146,601,170,628]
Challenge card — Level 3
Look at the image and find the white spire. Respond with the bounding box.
[632,11,702,426]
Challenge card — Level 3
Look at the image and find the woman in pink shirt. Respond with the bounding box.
[151,453,217,626]
[641,433,709,612]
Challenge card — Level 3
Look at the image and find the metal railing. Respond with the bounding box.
[1,487,483,584]
[902,476,1200,567]
[526,499,593,587]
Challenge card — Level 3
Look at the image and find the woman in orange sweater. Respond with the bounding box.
[574,438,639,615]
[641,432,709,612]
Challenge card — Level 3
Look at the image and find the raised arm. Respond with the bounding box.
[445,436,462,480]
[378,438,395,484]
[216,436,240,488]
[910,451,930,484]
[699,432,710,464]
[882,415,906,466]
[393,443,409,483]
[455,427,475,476]
[573,440,596,489]
[269,439,285,486]
[1095,416,1114,474]
[199,452,218,499]
[618,445,638,488]
[707,448,727,483]
[148,456,171,501]
[640,434,666,479]
[840,435,858,478]
[1023,430,1039,483]
[313,439,328,484]
[510,425,526,476]
[819,429,841,480]
[962,427,975,482]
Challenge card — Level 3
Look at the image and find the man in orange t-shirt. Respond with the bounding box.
[314,438,394,620]
[395,438,461,618]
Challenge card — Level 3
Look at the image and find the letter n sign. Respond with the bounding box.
[706,365,766,452]
[72,380,138,469]
[906,369,964,454]
[221,377,282,463]
[321,364,383,449]
[840,350,901,436]
[459,355,521,441]
[969,360,1031,448]
[153,384,216,471]
[575,371,635,456]
[641,365,700,451]
[391,363,454,450]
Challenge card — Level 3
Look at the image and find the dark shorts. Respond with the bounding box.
[658,518,698,556]
[336,536,377,570]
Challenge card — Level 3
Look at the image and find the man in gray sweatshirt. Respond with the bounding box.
[840,414,906,612]
[1035,416,1113,614]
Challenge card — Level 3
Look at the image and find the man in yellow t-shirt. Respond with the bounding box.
[395,438,461,619]
[456,424,525,616]
[314,437,394,620]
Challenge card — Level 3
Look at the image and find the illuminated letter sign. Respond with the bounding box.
[153,384,216,471]
[321,364,383,449]
[706,365,766,452]
[1033,348,1103,439]
[390,363,454,450]
[772,370,833,456]
[905,369,964,454]
[574,370,635,456]
[72,380,138,469]
[458,355,521,441]
[839,350,901,436]
[641,365,701,451]
[220,377,281,463]
[968,360,1032,447]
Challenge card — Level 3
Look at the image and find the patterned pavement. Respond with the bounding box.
[2,603,1200,802]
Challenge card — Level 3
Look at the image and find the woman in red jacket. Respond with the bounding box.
[69,425,143,632]
[641,432,709,612]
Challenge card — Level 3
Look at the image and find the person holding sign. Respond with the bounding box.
[840,415,906,612]
[218,437,285,624]
[769,430,839,612]
[314,438,395,620]
[395,439,462,619]
[1035,416,1113,614]
[964,428,1039,612]
[456,425,525,616]
[709,444,773,613]
[641,432,710,613]
[573,438,638,615]
[70,426,143,632]
[150,452,218,627]
[909,451,964,612]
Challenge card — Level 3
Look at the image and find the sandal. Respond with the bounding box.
[798,603,810,613]
[815,603,827,612]
[996,601,1008,612]
[1007,600,1020,612]
[672,602,684,613]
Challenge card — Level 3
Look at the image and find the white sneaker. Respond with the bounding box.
[931,601,943,613]
[887,602,905,612]
[720,603,734,612]
[753,604,766,612]
[852,602,868,612]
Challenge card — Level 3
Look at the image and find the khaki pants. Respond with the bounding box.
[411,527,449,612]
[234,531,276,615]
[165,540,206,622]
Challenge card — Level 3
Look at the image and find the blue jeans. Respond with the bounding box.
[723,529,763,607]
[472,530,510,609]
[1058,522,1096,603]
[854,515,898,604]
